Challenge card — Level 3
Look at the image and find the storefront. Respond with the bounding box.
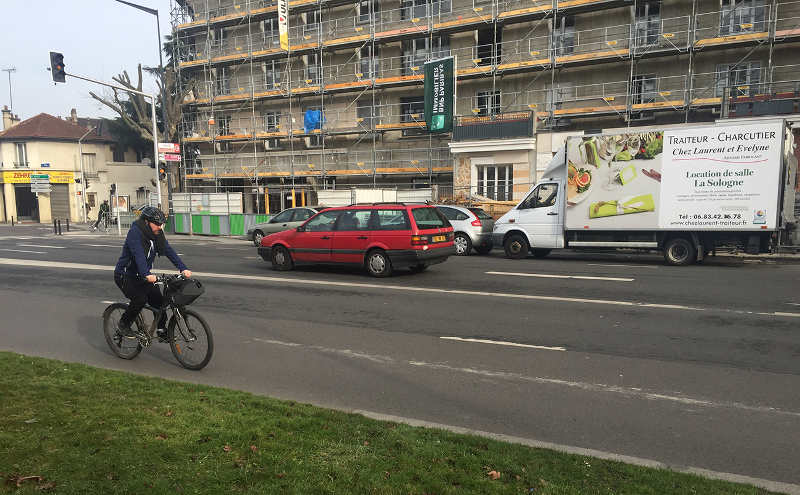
[1,171,75,223]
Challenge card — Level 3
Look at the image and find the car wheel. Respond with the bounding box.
[252,230,264,247]
[663,237,696,266]
[453,233,472,256]
[365,249,393,277]
[271,245,294,271]
[503,233,529,259]
[531,248,551,258]
[474,244,492,255]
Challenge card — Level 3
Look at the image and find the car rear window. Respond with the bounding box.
[468,207,493,220]
[411,207,449,229]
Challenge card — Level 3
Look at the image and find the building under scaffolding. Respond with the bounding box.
[170,0,800,213]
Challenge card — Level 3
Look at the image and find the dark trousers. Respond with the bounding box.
[115,274,167,329]
[94,212,107,228]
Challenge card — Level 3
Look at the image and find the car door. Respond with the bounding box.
[516,182,562,248]
[292,209,341,262]
[264,209,296,234]
[331,209,375,264]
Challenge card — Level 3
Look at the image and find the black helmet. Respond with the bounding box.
[140,206,167,225]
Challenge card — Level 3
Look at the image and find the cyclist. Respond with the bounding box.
[114,206,192,340]
[92,200,110,231]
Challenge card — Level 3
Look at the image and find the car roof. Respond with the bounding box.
[433,204,471,212]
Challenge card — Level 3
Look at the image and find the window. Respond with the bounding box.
[411,207,449,229]
[476,28,500,65]
[437,206,469,221]
[270,209,295,223]
[632,74,657,104]
[476,164,512,201]
[401,0,450,17]
[476,90,501,116]
[264,111,281,148]
[217,115,232,136]
[358,0,379,24]
[304,10,320,35]
[520,183,557,209]
[14,143,28,167]
[304,209,341,231]
[554,16,575,56]
[635,2,661,46]
[335,209,373,230]
[716,62,761,97]
[547,84,571,108]
[356,98,374,129]
[468,207,493,220]
[720,0,766,35]
[402,36,449,75]
[215,67,230,96]
[82,153,97,176]
[375,209,410,230]
[359,45,379,78]
[112,146,125,162]
[261,18,279,48]
[263,60,285,89]
[401,97,425,136]
[305,53,320,84]
[212,27,227,51]
[293,208,315,222]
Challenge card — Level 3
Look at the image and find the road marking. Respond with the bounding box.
[82,244,118,248]
[487,271,634,282]
[0,257,793,318]
[758,311,800,318]
[440,336,565,352]
[18,243,65,249]
[786,302,800,307]
[101,300,116,304]
[0,248,46,254]
[587,263,658,269]
[244,256,259,259]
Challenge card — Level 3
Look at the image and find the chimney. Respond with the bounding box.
[2,105,19,130]
[70,108,78,124]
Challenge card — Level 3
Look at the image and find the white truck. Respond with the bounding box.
[492,120,797,265]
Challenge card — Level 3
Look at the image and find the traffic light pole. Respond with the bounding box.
[58,70,162,210]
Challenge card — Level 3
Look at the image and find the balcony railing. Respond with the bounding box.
[694,5,771,46]
[453,111,534,141]
[631,15,692,55]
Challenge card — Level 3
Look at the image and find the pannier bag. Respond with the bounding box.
[167,278,204,306]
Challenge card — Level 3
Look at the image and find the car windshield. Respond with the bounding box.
[411,207,449,229]
[468,207,493,220]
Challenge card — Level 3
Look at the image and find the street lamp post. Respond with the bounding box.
[1,67,16,111]
[113,0,173,214]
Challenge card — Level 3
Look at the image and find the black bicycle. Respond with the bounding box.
[103,274,214,370]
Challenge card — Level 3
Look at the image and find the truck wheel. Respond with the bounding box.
[532,249,551,258]
[504,233,529,259]
[664,237,696,266]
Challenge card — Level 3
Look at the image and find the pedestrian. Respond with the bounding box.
[113,206,191,340]
[92,200,110,230]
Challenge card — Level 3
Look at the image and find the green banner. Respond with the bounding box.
[424,56,454,133]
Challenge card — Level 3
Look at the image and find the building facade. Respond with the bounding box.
[0,108,159,223]
[170,0,800,211]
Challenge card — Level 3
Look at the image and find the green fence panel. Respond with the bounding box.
[192,215,203,234]
[209,215,221,235]
[230,214,244,235]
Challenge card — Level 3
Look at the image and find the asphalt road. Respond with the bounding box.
[1,225,799,491]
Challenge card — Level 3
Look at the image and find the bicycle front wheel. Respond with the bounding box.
[103,303,143,359]
[168,308,214,370]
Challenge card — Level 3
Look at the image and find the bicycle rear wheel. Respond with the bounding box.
[103,303,144,359]
[168,308,214,370]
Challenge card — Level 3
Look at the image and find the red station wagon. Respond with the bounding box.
[257,203,455,277]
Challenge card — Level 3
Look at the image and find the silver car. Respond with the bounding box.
[248,207,323,246]
[435,205,495,255]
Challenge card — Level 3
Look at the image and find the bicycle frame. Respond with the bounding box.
[134,281,195,347]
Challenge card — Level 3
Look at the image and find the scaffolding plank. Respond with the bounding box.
[497,58,551,70]
[251,6,278,14]
[553,104,626,116]
[375,26,429,39]
[375,74,424,85]
[254,90,286,98]
[209,11,247,24]
[214,93,250,102]
[177,20,207,31]
[775,28,800,38]
[290,42,320,51]
[252,48,284,57]
[375,122,426,130]
[290,86,321,95]
[631,100,685,110]
[289,0,317,6]
[323,34,371,47]
[691,97,722,106]
[456,67,493,76]
[212,53,249,63]
[557,0,608,8]
[556,48,629,64]
[184,137,212,143]
[255,131,290,138]
[433,16,489,30]
[179,59,208,68]
[324,80,373,91]
[694,31,767,47]
[497,5,551,19]
[217,134,254,141]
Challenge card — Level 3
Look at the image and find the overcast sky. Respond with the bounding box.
[1,0,173,122]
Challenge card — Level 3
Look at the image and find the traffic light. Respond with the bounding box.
[74,178,81,184]
[159,167,167,181]
[110,183,116,195]
[49,52,66,83]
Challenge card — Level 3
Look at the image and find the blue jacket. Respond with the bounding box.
[114,224,187,279]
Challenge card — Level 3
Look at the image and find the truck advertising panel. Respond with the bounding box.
[565,122,783,231]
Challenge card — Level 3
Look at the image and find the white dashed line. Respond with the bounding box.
[486,271,634,282]
[440,336,566,351]
[18,244,65,249]
[0,248,46,254]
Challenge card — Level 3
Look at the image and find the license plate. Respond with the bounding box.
[432,235,446,242]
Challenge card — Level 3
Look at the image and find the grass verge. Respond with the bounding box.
[0,351,777,494]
